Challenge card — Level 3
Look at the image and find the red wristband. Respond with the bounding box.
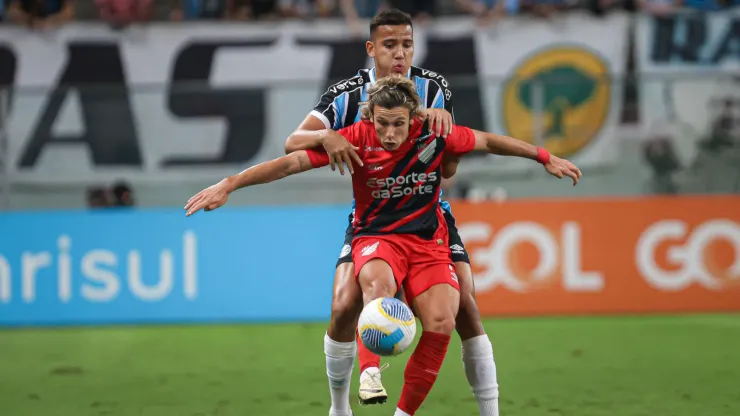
[536,147,551,165]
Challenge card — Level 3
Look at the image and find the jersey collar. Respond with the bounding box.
[368,67,412,85]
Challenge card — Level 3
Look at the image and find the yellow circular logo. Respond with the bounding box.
[502,47,611,157]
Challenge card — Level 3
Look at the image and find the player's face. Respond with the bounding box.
[367,25,414,78]
[372,106,411,151]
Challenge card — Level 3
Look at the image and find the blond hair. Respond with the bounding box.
[360,74,423,120]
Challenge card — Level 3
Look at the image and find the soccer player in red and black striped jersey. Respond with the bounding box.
[185,75,582,416]
[285,9,486,411]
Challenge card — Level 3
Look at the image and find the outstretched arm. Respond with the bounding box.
[470,129,583,185]
[185,151,318,216]
[471,130,539,159]
[225,151,315,191]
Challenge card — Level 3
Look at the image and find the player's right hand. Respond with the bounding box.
[543,155,582,186]
[184,181,230,216]
[322,130,363,175]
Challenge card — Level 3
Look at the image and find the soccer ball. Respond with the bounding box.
[357,297,417,357]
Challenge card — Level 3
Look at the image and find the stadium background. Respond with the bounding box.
[1,1,739,415]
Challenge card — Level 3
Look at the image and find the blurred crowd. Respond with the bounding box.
[86,181,136,208]
[0,0,738,29]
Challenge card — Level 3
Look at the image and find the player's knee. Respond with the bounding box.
[331,288,362,321]
[358,259,396,302]
[328,285,362,341]
[422,311,457,335]
[414,283,459,335]
[331,267,362,316]
[361,277,395,304]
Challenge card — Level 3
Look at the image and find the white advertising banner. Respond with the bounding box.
[0,14,629,185]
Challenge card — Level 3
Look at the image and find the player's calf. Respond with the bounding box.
[454,261,486,340]
[453,262,500,416]
[328,256,386,405]
[327,267,388,406]
[324,263,365,416]
[394,282,459,416]
[356,258,398,406]
[324,333,357,416]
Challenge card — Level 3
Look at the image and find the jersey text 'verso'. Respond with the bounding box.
[309,67,455,131]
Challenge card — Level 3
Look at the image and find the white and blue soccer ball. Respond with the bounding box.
[358,297,417,357]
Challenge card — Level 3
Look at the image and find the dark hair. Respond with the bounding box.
[112,181,134,207]
[86,186,111,208]
[361,74,422,119]
[369,9,413,35]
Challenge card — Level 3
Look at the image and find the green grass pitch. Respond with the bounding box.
[1,314,739,416]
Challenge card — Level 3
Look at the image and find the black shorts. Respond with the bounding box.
[335,210,471,268]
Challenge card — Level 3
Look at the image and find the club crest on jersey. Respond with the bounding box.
[418,139,437,164]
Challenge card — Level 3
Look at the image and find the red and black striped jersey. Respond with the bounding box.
[306,118,475,240]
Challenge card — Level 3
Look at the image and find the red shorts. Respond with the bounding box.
[351,225,460,305]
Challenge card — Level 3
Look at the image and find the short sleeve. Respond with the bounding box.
[428,75,455,123]
[308,78,356,130]
[305,122,365,168]
[445,125,475,155]
[336,121,364,147]
[308,91,338,130]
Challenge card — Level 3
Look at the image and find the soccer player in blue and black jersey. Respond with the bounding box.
[284,9,500,416]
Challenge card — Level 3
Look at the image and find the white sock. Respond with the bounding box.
[462,335,500,416]
[324,333,356,416]
[394,408,411,416]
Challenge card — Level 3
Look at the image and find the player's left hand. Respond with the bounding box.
[543,155,582,186]
[422,109,453,138]
[184,181,231,216]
